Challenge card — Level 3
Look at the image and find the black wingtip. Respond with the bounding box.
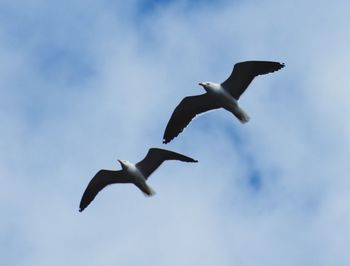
[186,158,198,163]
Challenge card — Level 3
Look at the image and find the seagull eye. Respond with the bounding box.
[206,82,210,85]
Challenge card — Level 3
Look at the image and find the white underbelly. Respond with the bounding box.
[126,166,146,183]
[214,91,250,123]
[213,90,238,110]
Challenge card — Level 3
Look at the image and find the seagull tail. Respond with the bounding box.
[137,183,156,197]
[143,186,156,197]
[238,113,250,124]
[234,106,250,124]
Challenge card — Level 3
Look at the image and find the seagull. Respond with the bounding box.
[163,60,285,144]
[79,148,197,212]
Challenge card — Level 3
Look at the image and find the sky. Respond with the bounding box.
[1,0,350,265]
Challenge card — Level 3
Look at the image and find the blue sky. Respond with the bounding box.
[1,0,350,265]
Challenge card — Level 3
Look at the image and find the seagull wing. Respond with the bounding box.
[136,148,198,178]
[163,93,220,144]
[79,170,130,212]
[221,61,285,100]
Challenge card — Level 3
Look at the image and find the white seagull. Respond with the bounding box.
[163,60,285,144]
[79,148,197,212]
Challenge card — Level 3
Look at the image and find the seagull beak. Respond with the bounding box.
[198,82,205,87]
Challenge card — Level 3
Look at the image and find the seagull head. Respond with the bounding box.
[117,159,131,170]
[198,82,213,92]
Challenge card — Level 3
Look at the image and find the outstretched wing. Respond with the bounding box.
[221,61,285,100]
[163,93,220,144]
[79,170,130,212]
[136,148,198,178]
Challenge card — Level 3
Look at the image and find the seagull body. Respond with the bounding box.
[163,61,285,144]
[199,81,250,123]
[118,160,154,196]
[79,148,197,212]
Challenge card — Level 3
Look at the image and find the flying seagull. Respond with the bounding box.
[79,148,197,212]
[163,60,285,144]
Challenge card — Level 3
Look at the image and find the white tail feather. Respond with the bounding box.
[239,113,250,124]
[235,106,250,124]
[142,185,156,197]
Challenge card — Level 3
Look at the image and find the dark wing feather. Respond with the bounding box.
[79,170,130,212]
[136,148,198,178]
[163,93,220,144]
[221,61,285,100]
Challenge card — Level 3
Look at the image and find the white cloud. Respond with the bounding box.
[1,0,350,265]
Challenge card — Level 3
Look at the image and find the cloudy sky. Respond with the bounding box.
[1,0,350,265]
